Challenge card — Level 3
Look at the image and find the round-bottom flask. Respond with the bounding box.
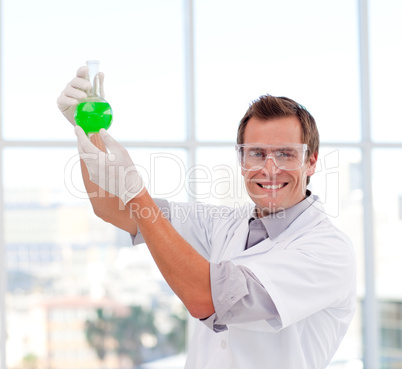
[74,60,113,134]
[75,96,113,134]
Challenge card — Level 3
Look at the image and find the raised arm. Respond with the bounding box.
[57,66,138,234]
[82,134,138,234]
[76,127,215,319]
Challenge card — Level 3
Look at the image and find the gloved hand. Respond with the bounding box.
[75,126,145,204]
[57,66,105,125]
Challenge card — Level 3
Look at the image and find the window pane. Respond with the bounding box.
[194,0,360,143]
[2,0,185,142]
[195,147,246,206]
[126,148,189,202]
[4,148,187,369]
[373,149,402,364]
[370,0,402,143]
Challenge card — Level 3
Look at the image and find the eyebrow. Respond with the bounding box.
[272,146,298,151]
[247,145,301,151]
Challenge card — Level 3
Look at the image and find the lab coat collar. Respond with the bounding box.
[252,191,314,241]
[223,194,325,260]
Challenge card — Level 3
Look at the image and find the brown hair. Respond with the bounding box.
[237,94,320,158]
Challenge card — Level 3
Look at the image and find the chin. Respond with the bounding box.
[253,199,285,216]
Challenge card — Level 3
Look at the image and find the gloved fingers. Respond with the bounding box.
[75,126,101,155]
[76,66,104,97]
[76,135,100,184]
[57,77,89,111]
[65,83,88,100]
[69,76,91,93]
[76,138,85,158]
[57,83,87,105]
[99,128,127,155]
[76,66,88,78]
[56,95,78,112]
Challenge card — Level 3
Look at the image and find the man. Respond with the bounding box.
[57,66,356,369]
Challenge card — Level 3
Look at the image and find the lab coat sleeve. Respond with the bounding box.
[132,200,227,259]
[201,260,281,332]
[232,225,356,330]
[168,201,233,259]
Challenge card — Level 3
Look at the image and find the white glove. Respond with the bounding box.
[57,66,105,125]
[75,126,145,204]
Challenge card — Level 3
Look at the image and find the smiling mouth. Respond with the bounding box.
[257,183,287,190]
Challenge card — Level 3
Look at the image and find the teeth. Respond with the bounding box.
[261,183,285,190]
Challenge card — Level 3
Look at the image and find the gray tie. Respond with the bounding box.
[246,218,269,249]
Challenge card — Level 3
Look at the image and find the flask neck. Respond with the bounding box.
[88,74,101,98]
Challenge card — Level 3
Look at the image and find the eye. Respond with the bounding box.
[275,150,296,159]
[248,149,266,158]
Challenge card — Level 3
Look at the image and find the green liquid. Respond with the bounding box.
[75,101,113,134]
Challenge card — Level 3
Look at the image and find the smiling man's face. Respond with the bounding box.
[241,116,317,217]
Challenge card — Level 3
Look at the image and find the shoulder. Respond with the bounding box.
[283,197,355,255]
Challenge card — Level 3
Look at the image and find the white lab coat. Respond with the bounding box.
[170,196,356,369]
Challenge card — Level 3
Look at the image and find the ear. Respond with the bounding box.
[306,151,318,177]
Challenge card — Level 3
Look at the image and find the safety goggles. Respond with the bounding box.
[235,143,308,171]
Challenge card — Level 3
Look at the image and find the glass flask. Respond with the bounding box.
[74,60,113,134]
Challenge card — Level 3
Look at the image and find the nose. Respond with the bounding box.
[261,157,282,176]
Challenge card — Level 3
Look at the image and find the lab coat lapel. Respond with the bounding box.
[220,217,250,261]
[229,198,328,259]
[219,196,328,261]
[274,199,328,243]
[220,218,278,260]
